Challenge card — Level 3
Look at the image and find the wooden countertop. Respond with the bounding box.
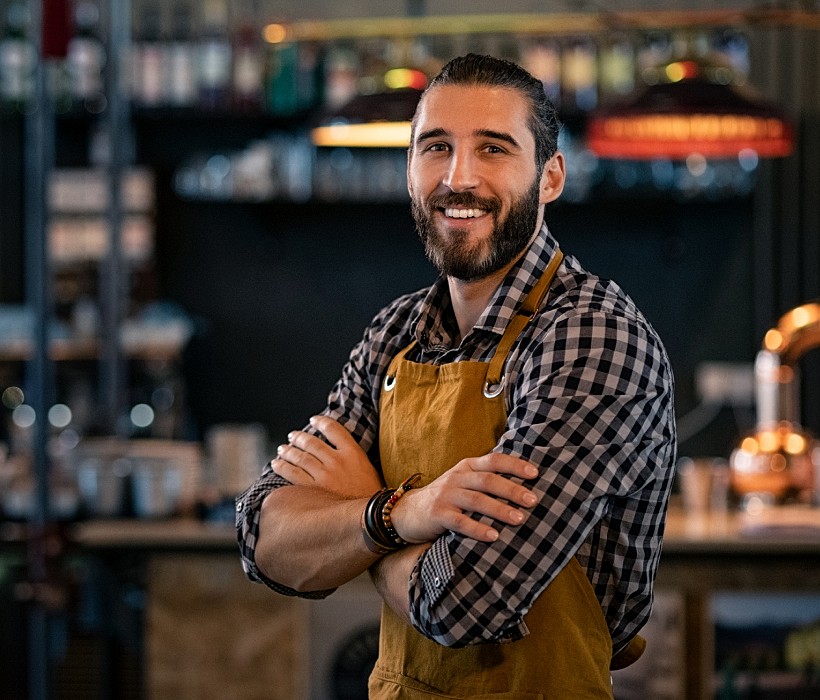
[65,506,820,553]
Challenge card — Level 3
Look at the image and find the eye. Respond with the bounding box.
[483,144,507,154]
[425,142,450,153]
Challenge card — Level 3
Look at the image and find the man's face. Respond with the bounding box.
[408,84,547,281]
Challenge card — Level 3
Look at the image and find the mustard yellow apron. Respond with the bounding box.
[370,250,618,699]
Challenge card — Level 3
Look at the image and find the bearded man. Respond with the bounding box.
[237,53,677,698]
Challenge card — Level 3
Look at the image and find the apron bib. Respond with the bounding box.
[370,251,615,699]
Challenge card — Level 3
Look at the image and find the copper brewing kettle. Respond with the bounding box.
[730,302,820,505]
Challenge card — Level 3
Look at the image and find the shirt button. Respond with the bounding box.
[434,576,441,587]
[235,501,243,512]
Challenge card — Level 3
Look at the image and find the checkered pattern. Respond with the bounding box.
[236,224,677,652]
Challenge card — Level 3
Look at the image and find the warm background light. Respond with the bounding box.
[263,23,289,44]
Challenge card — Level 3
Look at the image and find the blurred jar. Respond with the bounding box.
[131,457,182,519]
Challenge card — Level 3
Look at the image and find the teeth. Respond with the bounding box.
[444,208,485,219]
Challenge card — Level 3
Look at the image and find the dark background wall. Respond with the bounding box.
[156,180,756,456]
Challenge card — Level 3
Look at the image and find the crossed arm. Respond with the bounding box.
[253,415,539,622]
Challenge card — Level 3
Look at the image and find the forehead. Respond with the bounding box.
[413,84,534,147]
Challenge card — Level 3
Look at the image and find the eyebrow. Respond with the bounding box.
[476,129,521,149]
[414,127,521,150]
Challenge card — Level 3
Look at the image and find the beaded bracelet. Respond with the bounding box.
[360,472,423,555]
[382,473,422,546]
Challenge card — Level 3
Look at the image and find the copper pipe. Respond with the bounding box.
[755,302,820,428]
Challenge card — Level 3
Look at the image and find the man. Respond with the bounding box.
[236,54,676,697]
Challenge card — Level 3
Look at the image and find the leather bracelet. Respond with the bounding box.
[360,473,423,554]
[361,489,402,554]
[360,503,395,555]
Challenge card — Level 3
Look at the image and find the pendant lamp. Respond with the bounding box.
[586,58,795,160]
[310,69,426,148]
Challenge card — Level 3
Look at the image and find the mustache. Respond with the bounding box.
[425,192,501,214]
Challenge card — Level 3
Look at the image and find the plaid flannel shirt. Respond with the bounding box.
[236,223,677,652]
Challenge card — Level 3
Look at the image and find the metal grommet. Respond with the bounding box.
[483,376,505,399]
[383,374,396,391]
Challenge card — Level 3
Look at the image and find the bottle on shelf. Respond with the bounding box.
[561,38,598,113]
[321,42,359,111]
[165,2,197,108]
[230,0,265,111]
[131,0,165,107]
[636,32,673,86]
[711,28,750,83]
[0,1,35,112]
[520,38,562,108]
[65,0,106,113]
[266,40,300,116]
[356,36,389,96]
[598,35,636,103]
[196,0,232,110]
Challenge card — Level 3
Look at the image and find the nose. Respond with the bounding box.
[442,150,479,192]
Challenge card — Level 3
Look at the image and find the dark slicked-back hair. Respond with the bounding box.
[412,53,562,172]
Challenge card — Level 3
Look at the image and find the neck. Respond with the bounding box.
[447,222,545,341]
[448,269,507,340]
[448,234,534,339]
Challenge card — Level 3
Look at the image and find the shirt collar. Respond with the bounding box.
[413,224,561,350]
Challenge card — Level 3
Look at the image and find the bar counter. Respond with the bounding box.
[67,506,820,556]
[2,508,806,699]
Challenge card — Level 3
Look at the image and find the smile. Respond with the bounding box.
[443,208,487,219]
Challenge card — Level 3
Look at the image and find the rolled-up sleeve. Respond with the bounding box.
[235,294,421,596]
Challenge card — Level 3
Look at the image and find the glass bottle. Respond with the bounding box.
[599,35,636,103]
[131,1,165,107]
[521,39,562,107]
[561,39,598,113]
[165,2,196,107]
[266,41,298,116]
[231,0,264,111]
[0,1,35,112]
[197,0,232,110]
[322,42,359,111]
[66,0,106,113]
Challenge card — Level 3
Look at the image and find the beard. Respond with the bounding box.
[411,178,542,281]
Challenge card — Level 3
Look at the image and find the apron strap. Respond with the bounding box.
[485,249,564,388]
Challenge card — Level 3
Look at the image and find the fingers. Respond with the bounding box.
[473,452,539,479]
[308,415,357,450]
[453,488,533,526]
[459,454,539,510]
[272,416,381,498]
[273,429,334,486]
[286,428,335,462]
[277,416,357,463]
[392,456,542,545]
[271,457,316,486]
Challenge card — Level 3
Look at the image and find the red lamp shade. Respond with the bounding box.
[586,61,795,160]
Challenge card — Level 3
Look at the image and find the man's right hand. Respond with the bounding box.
[273,415,382,498]
[391,453,539,544]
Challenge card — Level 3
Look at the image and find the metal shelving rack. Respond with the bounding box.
[22,0,133,697]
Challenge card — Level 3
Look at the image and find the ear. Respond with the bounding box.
[539,152,566,205]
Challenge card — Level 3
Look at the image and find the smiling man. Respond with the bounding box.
[237,54,677,698]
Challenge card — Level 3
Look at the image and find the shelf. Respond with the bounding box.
[277,9,820,42]
[0,338,183,363]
